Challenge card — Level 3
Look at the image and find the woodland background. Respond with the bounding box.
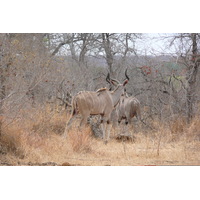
[0,33,200,166]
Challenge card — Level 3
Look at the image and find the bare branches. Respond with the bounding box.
[1,32,199,130]
[56,97,72,107]
[51,42,68,56]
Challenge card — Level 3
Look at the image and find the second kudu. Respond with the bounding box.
[116,95,141,125]
[64,70,129,144]
[108,72,141,132]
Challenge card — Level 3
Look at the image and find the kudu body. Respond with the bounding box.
[64,71,129,144]
[116,94,141,125]
[109,71,141,135]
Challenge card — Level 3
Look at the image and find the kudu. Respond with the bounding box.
[115,94,151,132]
[64,71,129,144]
[109,71,141,131]
[116,94,141,125]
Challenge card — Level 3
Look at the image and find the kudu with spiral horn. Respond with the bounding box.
[64,70,129,144]
[110,69,142,132]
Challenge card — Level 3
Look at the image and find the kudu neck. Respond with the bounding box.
[111,86,124,107]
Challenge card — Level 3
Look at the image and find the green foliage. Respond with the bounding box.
[166,75,186,91]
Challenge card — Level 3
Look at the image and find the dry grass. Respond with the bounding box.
[68,126,93,153]
[0,107,200,166]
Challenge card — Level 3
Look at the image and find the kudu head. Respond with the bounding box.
[106,68,129,98]
[106,68,129,90]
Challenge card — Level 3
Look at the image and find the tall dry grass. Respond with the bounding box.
[68,126,93,153]
[0,106,200,165]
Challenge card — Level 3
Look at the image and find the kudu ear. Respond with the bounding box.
[111,80,118,86]
[123,79,128,86]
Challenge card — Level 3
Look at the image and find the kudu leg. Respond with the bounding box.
[105,122,112,143]
[100,116,112,144]
[112,122,119,138]
[79,116,88,127]
[78,116,89,132]
[100,122,106,143]
[125,119,135,142]
[100,116,110,144]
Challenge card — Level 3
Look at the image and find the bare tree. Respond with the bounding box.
[0,34,8,136]
[169,33,200,123]
[98,33,141,78]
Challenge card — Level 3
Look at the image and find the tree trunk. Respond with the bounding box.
[0,69,6,137]
[102,33,114,77]
[0,80,5,136]
[186,33,199,123]
[0,35,6,136]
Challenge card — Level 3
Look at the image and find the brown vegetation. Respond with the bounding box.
[0,33,200,166]
[0,106,200,166]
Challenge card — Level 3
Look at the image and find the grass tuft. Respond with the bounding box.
[68,126,93,153]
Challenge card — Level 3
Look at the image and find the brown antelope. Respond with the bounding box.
[64,71,129,144]
[116,94,141,125]
[109,71,142,134]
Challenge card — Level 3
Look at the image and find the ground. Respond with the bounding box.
[0,109,200,166]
